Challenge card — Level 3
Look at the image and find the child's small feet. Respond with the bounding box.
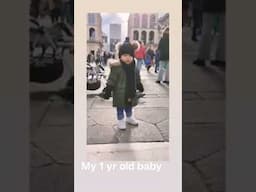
[126,116,139,126]
[118,119,126,130]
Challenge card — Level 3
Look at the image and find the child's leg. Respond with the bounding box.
[116,107,125,120]
[124,107,132,118]
[125,107,138,125]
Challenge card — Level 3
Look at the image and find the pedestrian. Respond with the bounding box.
[134,41,146,72]
[87,53,91,63]
[124,37,130,44]
[88,51,95,63]
[100,43,144,130]
[154,48,160,73]
[193,0,226,68]
[156,28,169,84]
[145,46,155,72]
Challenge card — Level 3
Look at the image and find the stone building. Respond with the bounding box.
[87,13,103,55]
[128,13,160,46]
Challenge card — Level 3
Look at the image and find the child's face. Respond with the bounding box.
[120,54,133,64]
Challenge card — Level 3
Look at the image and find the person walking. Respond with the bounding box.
[145,46,155,72]
[193,0,226,68]
[134,41,146,72]
[156,28,169,84]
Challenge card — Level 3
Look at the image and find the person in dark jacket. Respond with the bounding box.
[145,46,155,72]
[156,28,169,84]
[193,0,226,67]
[100,43,144,130]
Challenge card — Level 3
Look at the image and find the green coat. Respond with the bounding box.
[107,60,140,107]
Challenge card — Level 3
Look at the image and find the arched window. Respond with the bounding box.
[133,30,139,40]
[142,14,148,28]
[133,14,140,28]
[149,31,154,43]
[150,14,156,28]
[141,31,147,44]
[89,28,96,40]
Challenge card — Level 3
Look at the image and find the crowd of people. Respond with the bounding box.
[183,0,226,68]
[87,50,116,66]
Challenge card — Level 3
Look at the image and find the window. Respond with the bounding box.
[88,13,96,25]
[149,31,155,43]
[142,14,148,28]
[134,14,140,28]
[133,30,139,40]
[141,31,147,44]
[89,28,96,40]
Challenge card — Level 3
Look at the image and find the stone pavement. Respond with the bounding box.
[87,63,169,145]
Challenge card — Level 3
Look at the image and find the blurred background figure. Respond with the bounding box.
[154,48,160,73]
[145,46,155,72]
[134,41,146,73]
[193,0,226,68]
[156,28,169,84]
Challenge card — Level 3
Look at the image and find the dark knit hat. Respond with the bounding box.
[118,43,134,58]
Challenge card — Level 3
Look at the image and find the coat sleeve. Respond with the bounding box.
[100,66,118,99]
[107,66,118,88]
[135,68,144,92]
[158,38,163,50]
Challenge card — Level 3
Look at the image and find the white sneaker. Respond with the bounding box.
[126,116,139,126]
[117,119,126,130]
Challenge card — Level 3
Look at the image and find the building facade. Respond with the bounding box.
[87,13,103,55]
[157,13,169,38]
[128,13,160,46]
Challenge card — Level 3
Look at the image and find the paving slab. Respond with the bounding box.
[183,124,225,161]
[196,150,225,192]
[183,163,209,192]
[116,120,164,143]
[32,125,74,163]
[87,124,118,144]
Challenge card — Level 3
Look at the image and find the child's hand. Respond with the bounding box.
[99,92,110,99]
[99,86,112,99]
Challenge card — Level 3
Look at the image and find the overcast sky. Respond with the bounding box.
[101,13,166,42]
[101,13,129,41]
